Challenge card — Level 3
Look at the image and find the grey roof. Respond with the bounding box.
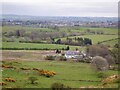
[65,51,79,55]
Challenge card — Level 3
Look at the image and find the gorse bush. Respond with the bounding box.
[39,70,56,78]
[5,78,16,82]
[102,75,120,85]
[0,82,7,86]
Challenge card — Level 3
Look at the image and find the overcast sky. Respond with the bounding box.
[0,0,119,17]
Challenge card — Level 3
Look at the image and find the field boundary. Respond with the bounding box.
[98,38,119,44]
[54,78,101,82]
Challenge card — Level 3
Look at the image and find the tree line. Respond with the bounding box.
[55,37,92,46]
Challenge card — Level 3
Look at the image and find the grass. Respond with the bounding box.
[1,60,118,88]
[60,27,118,34]
[2,26,118,34]
[59,35,118,44]
[100,38,119,47]
[2,26,55,32]
[2,42,84,50]
[2,26,118,48]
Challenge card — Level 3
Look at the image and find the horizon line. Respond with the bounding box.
[1,14,118,18]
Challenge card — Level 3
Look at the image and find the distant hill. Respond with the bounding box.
[1,14,118,22]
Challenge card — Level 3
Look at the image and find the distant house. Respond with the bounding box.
[64,51,80,59]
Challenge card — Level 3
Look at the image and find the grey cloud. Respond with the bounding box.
[1,1,118,17]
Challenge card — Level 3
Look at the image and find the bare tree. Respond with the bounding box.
[91,56,109,71]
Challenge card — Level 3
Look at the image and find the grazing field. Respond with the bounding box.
[100,38,119,47]
[1,25,119,88]
[2,42,83,50]
[2,26,118,34]
[1,60,118,88]
[2,25,118,50]
[2,26,55,32]
[59,35,118,44]
[82,27,118,34]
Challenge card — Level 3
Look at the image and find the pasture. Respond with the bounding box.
[58,35,118,44]
[1,60,118,88]
[99,38,119,47]
[2,26,118,35]
[1,50,119,88]
[2,25,118,50]
[2,42,83,50]
[1,25,119,88]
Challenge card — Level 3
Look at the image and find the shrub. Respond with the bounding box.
[45,55,56,60]
[97,72,107,78]
[51,82,71,90]
[20,67,31,70]
[39,70,56,78]
[91,56,109,71]
[5,78,16,82]
[66,46,70,50]
[28,77,38,84]
[0,82,7,86]
[110,48,119,64]
[77,57,92,63]
[51,83,65,89]
[102,75,120,85]
[58,56,67,61]
[2,64,14,69]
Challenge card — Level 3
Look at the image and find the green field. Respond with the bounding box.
[2,26,118,34]
[100,38,119,46]
[2,60,118,88]
[2,25,118,49]
[58,35,118,44]
[2,42,84,50]
[2,26,55,32]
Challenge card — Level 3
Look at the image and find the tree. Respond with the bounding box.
[114,43,119,48]
[77,37,84,46]
[50,37,55,44]
[110,48,119,64]
[104,55,115,66]
[91,56,109,71]
[67,38,72,44]
[56,49,61,54]
[16,30,20,37]
[84,38,92,45]
[56,39,61,44]
[28,77,38,84]
[66,46,70,50]
[86,45,109,57]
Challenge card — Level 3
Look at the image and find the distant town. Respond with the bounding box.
[1,15,118,28]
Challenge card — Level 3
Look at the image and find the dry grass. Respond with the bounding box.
[2,50,57,61]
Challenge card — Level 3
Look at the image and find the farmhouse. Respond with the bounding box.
[64,51,80,59]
